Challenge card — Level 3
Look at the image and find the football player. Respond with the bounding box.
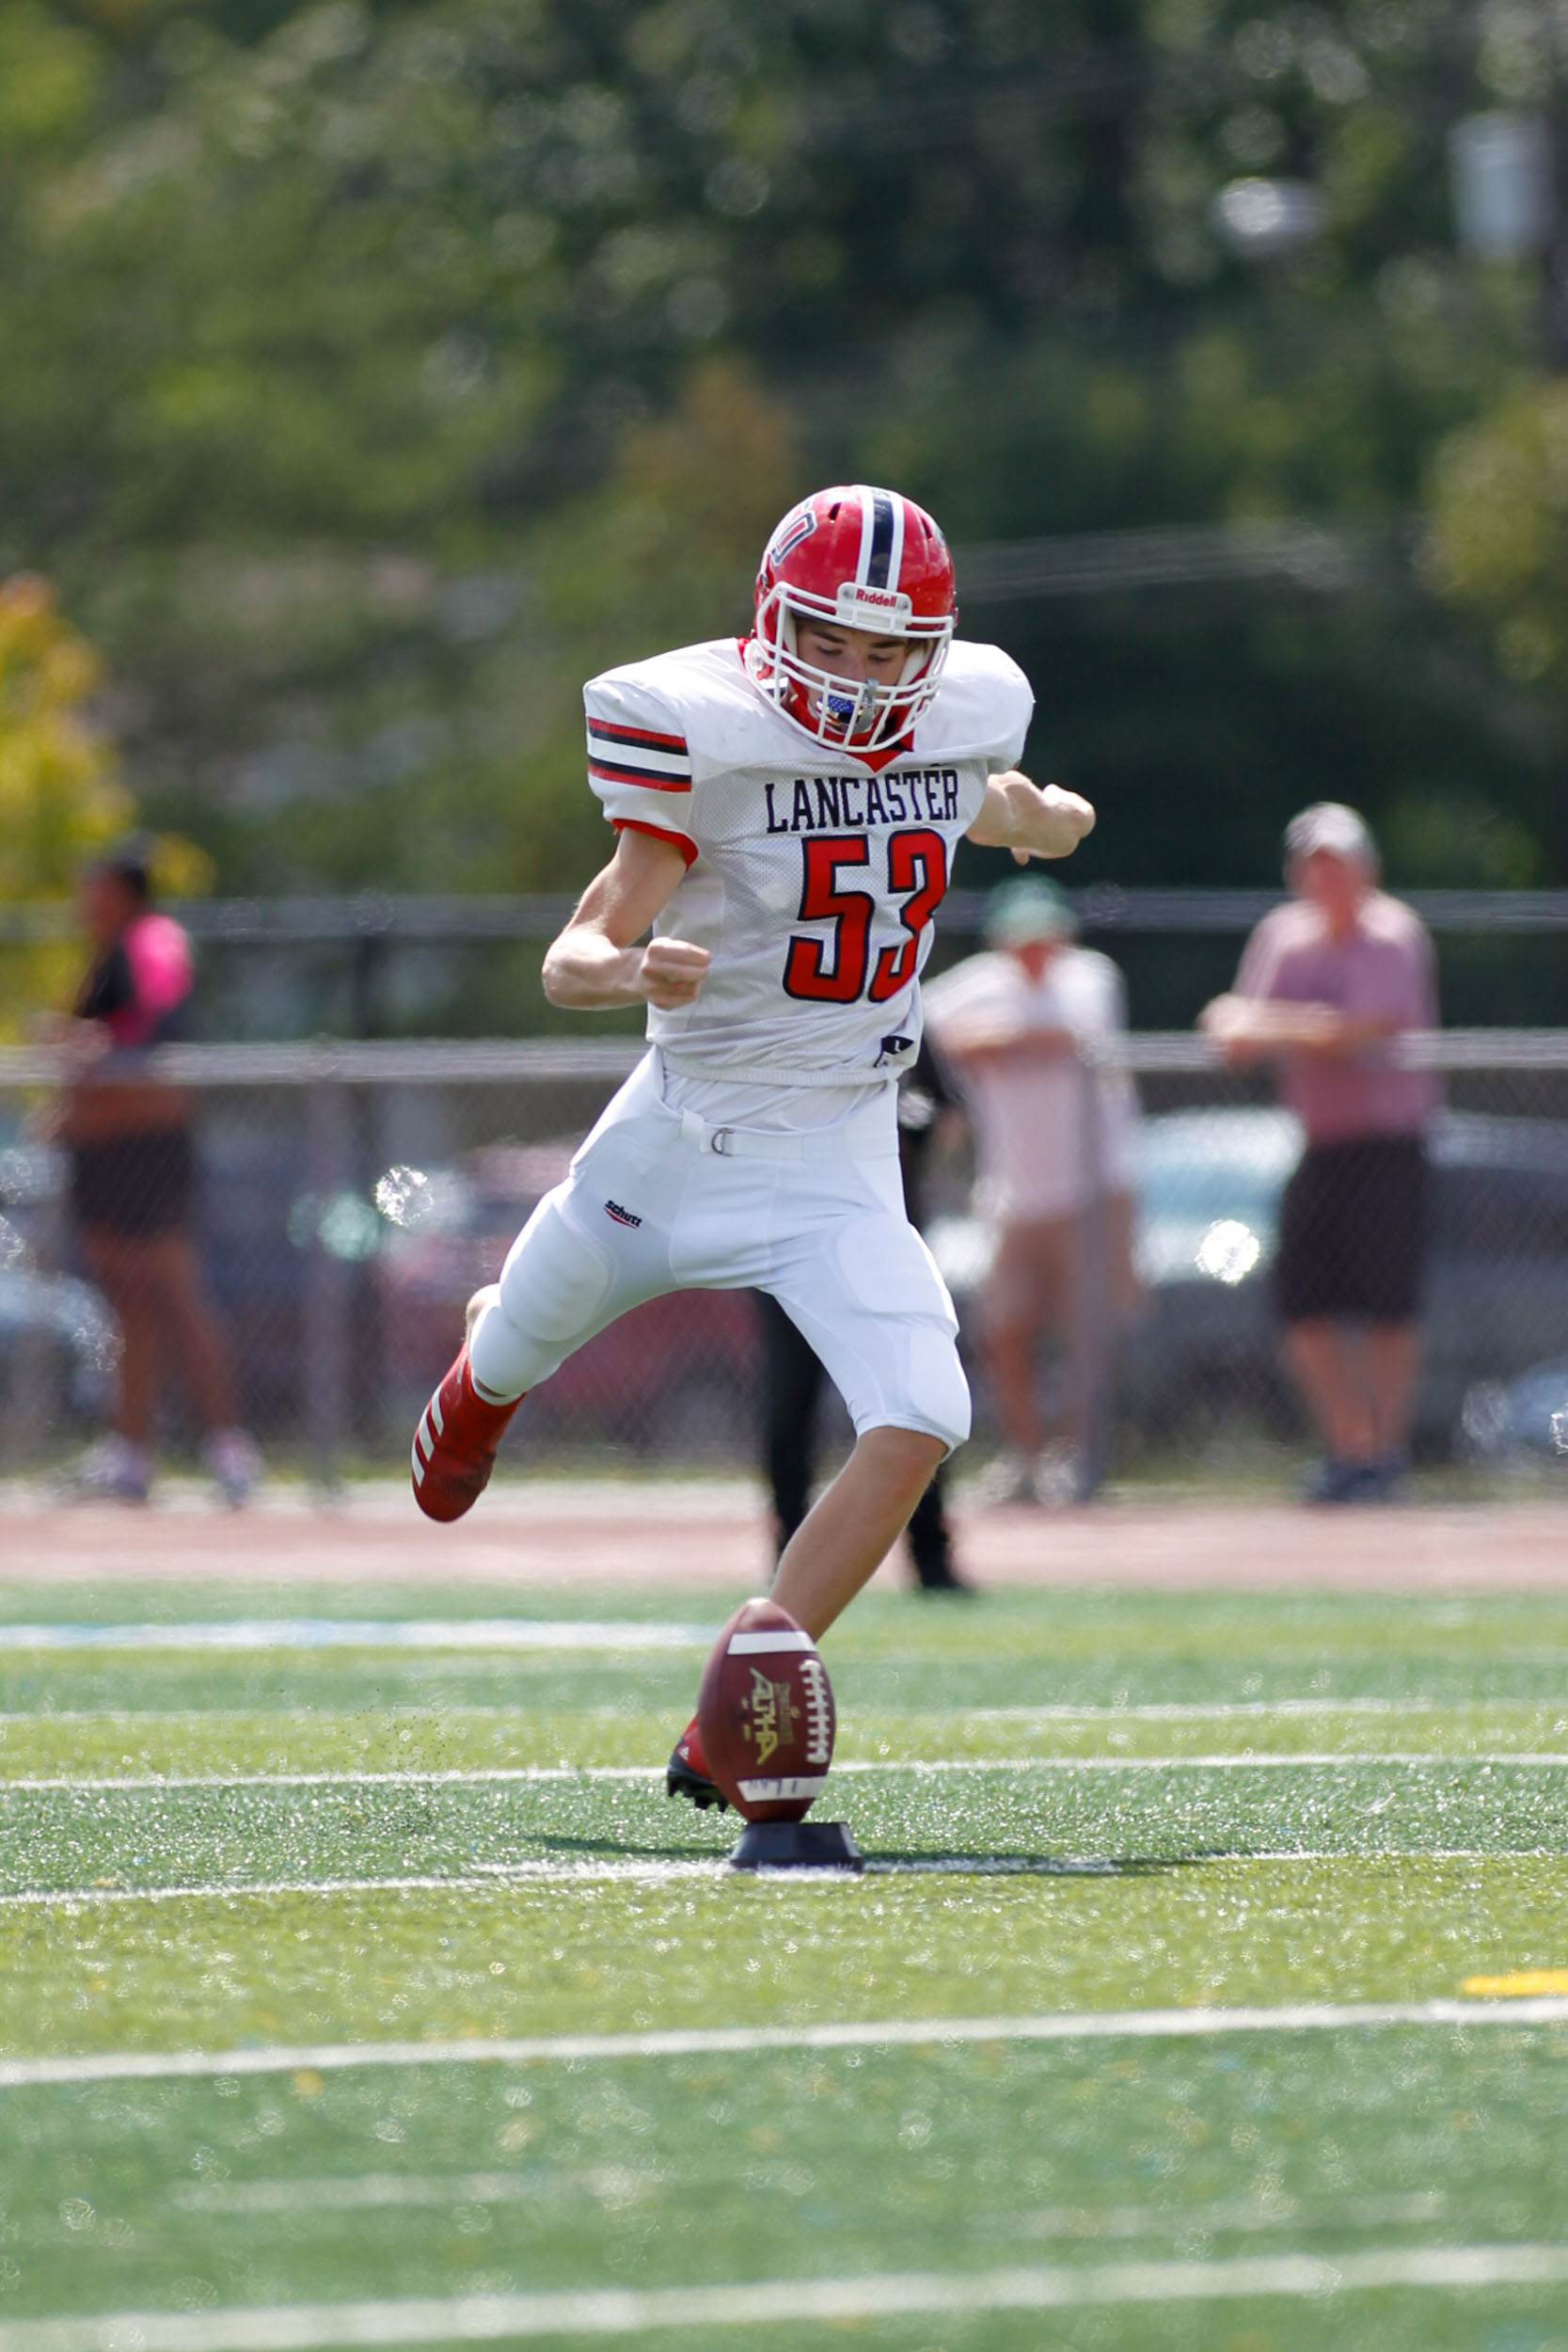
[411,485,1093,1807]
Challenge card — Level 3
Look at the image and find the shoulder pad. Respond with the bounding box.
[917,641,1034,765]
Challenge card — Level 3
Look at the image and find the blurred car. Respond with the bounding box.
[1458,1357,1568,1461]
[932,1104,1568,1457]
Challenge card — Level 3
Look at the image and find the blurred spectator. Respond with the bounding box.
[45,837,261,1505]
[755,1037,972,1591]
[1199,803,1439,1502]
[924,877,1139,1505]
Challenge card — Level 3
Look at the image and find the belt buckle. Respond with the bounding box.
[710,1126,735,1156]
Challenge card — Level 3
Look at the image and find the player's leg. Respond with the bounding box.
[765,1198,970,1639]
[773,1424,947,1637]
[414,1062,681,1520]
[669,1152,968,1806]
[669,1406,948,1811]
[414,1184,670,1519]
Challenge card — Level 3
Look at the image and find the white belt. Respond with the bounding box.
[675,1107,893,1163]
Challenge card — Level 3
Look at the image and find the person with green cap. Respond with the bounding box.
[924,875,1139,1504]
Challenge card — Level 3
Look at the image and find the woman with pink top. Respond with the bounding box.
[54,837,261,1505]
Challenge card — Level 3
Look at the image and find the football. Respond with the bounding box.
[695,1597,836,1822]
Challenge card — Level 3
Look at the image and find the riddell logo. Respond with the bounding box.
[836,582,912,626]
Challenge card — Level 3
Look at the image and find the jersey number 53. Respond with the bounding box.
[783,829,947,1007]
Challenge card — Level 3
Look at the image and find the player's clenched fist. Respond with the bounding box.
[970,771,1096,865]
[637,937,710,1008]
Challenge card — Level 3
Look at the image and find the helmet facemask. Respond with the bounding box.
[749,583,955,754]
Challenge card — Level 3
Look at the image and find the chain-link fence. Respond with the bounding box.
[3,1035,1568,1491]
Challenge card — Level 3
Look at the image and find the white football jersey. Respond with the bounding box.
[583,636,1034,1085]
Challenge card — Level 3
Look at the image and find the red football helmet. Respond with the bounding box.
[745,485,958,754]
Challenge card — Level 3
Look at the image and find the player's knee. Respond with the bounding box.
[863,1327,971,1457]
[469,1194,616,1396]
[857,1423,949,1485]
[919,1353,973,1456]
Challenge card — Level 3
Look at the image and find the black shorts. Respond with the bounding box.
[70,1129,195,1241]
[1275,1136,1429,1324]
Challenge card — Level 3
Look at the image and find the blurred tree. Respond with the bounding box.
[1425,383,1568,697]
[0,575,212,1032]
[0,575,128,1033]
[0,0,1558,1010]
[0,577,130,906]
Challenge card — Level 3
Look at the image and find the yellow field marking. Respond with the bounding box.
[1462,1968,1568,1996]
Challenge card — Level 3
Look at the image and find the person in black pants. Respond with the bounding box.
[756,1037,972,1591]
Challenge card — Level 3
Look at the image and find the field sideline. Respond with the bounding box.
[2,1496,1567,2347]
[8,1484,1568,1587]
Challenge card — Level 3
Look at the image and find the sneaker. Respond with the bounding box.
[972,1452,1041,1508]
[57,1436,151,1504]
[411,1347,523,1522]
[911,1556,977,1595]
[1030,1445,1085,1508]
[201,1427,263,1509]
[666,1715,727,1812]
[1300,1455,1385,1504]
[1356,1453,1410,1503]
[974,1448,1084,1509]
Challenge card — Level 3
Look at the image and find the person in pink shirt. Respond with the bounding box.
[52,837,261,1506]
[1200,803,1438,1502]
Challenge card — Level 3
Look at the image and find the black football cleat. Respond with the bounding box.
[666,1714,728,1812]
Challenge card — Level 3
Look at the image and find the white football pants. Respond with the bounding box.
[467,1052,971,1453]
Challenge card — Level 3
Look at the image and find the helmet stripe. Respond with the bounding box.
[865,489,895,589]
[886,493,907,593]
[852,485,877,587]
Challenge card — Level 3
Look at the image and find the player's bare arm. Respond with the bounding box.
[968,769,1096,864]
[541,828,711,1010]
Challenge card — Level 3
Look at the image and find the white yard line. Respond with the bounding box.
[3,1992,1567,2093]
[6,1753,1568,1793]
[0,1768,649,1792]
[0,1849,1524,1912]
[971,1696,1568,1720]
[4,2245,1568,2347]
[0,1867,721,1909]
[4,1696,1560,1726]
[0,1620,709,1652]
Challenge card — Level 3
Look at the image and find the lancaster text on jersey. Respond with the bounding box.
[763,771,961,835]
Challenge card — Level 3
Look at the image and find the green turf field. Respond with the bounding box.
[2,1579,1567,2350]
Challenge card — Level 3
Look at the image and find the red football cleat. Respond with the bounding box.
[410,1350,523,1522]
[666,1713,727,1812]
